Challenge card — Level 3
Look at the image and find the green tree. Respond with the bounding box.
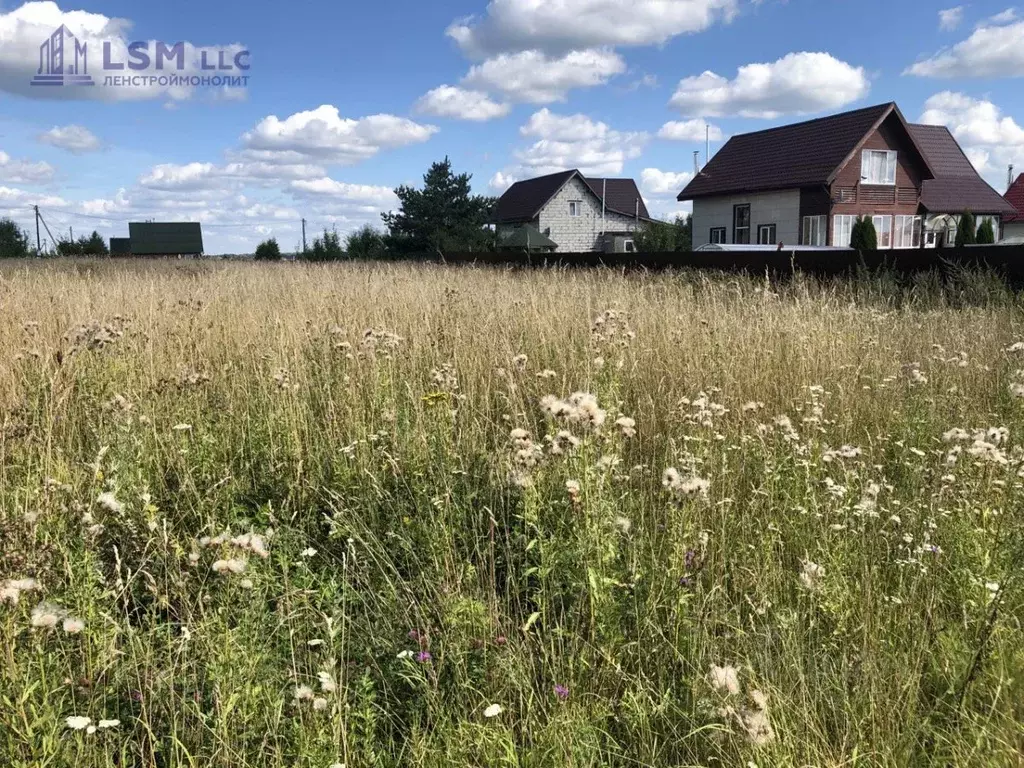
[850,216,878,252]
[976,217,995,245]
[254,237,283,261]
[955,211,977,247]
[382,158,496,256]
[345,225,387,260]
[0,218,30,258]
[82,231,108,256]
[56,236,82,257]
[303,228,345,262]
[633,215,692,252]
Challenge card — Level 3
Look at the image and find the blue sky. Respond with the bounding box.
[0,0,1022,253]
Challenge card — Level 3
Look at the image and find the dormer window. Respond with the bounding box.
[861,149,897,185]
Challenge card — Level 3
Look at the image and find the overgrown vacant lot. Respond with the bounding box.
[2,260,1024,767]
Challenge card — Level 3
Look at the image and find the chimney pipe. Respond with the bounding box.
[1010,164,1016,191]
[706,123,710,168]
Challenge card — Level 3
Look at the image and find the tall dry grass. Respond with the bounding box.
[1,259,1023,767]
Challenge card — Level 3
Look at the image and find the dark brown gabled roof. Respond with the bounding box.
[583,177,651,220]
[494,169,651,223]
[678,103,897,200]
[1002,173,1024,222]
[494,170,576,223]
[909,124,1017,216]
[677,102,937,201]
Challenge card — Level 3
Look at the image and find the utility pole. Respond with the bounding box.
[301,218,307,253]
[34,205,41,253]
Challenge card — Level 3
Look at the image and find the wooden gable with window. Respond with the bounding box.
[826,112,931,247]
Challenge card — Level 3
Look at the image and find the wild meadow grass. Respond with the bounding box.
[1,259,1024,767]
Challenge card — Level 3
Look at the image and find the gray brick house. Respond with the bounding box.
[494,170,652,253]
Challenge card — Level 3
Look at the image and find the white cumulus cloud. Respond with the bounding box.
[658,119,724,142]
[509,108,648,177]
[0,151,54,183]
[462,49,625,104]
[669,52,869,118]
[919,91,1024,182]
[906,17,1024,77]
[37,124,101,153]
[641,168,694,196]
[447,0,738,57]
[289,177,398,207]
[139,160,324,191]
[938,6,964,30]
[415,85,510,121]
[489,171,518,192]
[242,106,438,165]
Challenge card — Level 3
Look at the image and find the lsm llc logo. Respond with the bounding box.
[31,25,94,87]
[30,24,251,89]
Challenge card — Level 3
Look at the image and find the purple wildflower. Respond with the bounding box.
[684,550,697,569]
[554,684,569,701]
[416,651,432,663]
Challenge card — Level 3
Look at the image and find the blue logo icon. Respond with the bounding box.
[31,25,95,87]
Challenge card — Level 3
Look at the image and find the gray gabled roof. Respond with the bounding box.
[128,222,204,255]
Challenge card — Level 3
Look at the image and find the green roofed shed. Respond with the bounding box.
[128,222,204,256]
[496,224,558,252]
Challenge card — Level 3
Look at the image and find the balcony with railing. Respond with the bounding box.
[832,185,920,207]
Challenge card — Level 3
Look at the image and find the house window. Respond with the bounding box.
[710,227,727,244]
[893,215,922,249]
[569,201,582,217]
[833,215,856,247]
[872,215,893,248]
[623,239,636,253]
[733,204,751,244]
[802,215,826,246]
[861,150,897,185]
[757,224,777,245]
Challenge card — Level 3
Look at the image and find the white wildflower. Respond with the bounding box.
[483,704,503,718]
[300,548,317,558]
[98,719,120,729]
[31,602,64,628]
[799,561,824,592]
[708,664,741,696]
[96,492,123,514]
[66,716,92,730]
[317,671,337,693]
[211,559,247,575]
